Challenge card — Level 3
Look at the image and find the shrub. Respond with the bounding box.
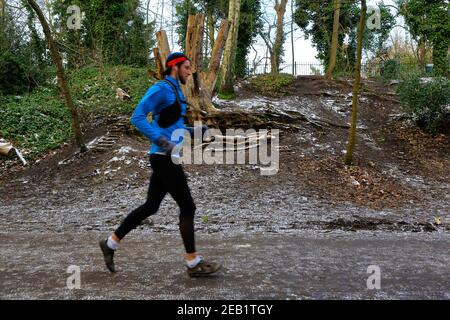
[248,73,295,97]
[397,75,450,133]
[0,52,29,95]
[381,59,400,80]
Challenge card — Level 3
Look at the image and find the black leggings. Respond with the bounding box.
[115,154,196,253]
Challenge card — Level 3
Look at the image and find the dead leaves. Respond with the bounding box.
[297,155,422,209]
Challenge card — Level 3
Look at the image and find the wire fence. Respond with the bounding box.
[246,61,431,79]
[362,62,429,79]
[247,62,325,76]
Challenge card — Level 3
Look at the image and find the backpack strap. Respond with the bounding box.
[162,79,185,106]
[153,79,186,128]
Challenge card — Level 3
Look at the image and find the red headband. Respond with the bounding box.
[167,56,187,67]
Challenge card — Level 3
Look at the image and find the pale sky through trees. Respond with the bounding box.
[144,0,404,66]
[6,0,405,66]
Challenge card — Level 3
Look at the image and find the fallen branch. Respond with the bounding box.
[362,88,399,104]
[314,118,350,129]
[14,148,28,165]
[194,132,275,150]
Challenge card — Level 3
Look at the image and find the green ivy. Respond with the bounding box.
[398,0,450,77]
[0,91,71,157]
[0,66,154,159]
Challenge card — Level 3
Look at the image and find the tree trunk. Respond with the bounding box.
[156,30,171,68]
[202,20,230,108]
[204,15,209,60]
[326,0,340,79]
[291,0,294,75]
[1,0,5,23]
[152,48,164,79]
[270,49,277,75]
[417,38,426,70]
[264,45,269,73]
[153,15,229,124]
[272,0,288,75]
[219,0,241,95]
[26,0,86,152]
[207,9,215,50]
[344,0,366,165]
[183,13,205,119]
[0,0,6,19]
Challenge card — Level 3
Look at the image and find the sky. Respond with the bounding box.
[270,0,402,65]
[145,0,405,67]
[10,0,405,68]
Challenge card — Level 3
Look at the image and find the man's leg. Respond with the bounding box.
[160,160,221,276]
[114,170,167,239]
[100,157,167,272]
[160,162,196,253]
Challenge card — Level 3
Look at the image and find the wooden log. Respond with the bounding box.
[152,48,164,79]
[153,15,229,125]
[185,15,230,119]
[185,15,196,67]
[201,19,231,114]
[156,30,170,67]
[204,20,230,92]
[187,13,204,97]
[192,13,205,73]
[183,14,206,119]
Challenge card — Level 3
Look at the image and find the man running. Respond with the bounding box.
[99,52,221,277]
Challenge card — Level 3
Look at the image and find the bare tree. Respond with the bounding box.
[344,0,367,165]
[251,44,265,74]
[259,0,288,75]
[26,0,86,152]
[273,0,288,73]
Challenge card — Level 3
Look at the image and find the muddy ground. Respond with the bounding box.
[0,76,448,299]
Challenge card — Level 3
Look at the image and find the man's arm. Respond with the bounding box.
[130,85,164,142]
[131,84,176,154]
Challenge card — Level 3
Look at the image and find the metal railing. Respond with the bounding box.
[246,62,325,76]
[245,61,431,79]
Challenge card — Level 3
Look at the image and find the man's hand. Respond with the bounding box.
[154,136,176,155]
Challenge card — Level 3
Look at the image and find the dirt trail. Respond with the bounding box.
[1,231,448,299]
